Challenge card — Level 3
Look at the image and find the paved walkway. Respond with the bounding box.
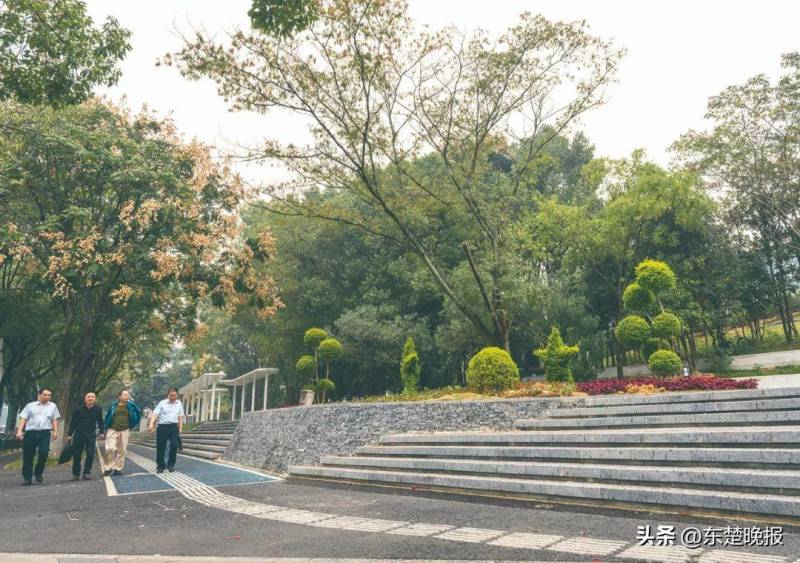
[1,445,799,561]
[735,374,800,389]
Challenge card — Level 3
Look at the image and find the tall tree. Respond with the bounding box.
[167,0,623,352]
[0,0,131,106]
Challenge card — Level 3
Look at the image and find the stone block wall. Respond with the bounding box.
[224,396,574,474]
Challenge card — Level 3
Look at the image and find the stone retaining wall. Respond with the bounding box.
[224,397,574,474]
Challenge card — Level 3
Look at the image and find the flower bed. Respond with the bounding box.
[577,375,758,396]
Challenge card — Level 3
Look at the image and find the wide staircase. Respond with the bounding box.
[130,420,238,460]
[289,386,800,520]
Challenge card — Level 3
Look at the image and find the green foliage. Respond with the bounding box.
[635,259,677,296]
[400,336,422,394]
[652,312,682,339]
[534,327,579,383]
[614,315,651,348]
[641,338,668,360]
[465,347,519,393]
[295,355,315,378]
[314,377,335,402]
[705,348,732,373]
[622,282,652,312]
[248,0,319,38]
[0,0,131,106]
[318,338,342,362]
[647,349,682,377]
[303,328,327,349]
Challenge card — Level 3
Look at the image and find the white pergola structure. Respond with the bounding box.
[179,372,229,423]
[219,367,277,421]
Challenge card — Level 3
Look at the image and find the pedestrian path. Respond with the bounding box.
[105,444,279,496]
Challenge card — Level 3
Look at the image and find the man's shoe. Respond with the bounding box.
[112,470,123,476]
[156,468,164,473]
[35,475,43,483]
[102,469,112,477]
[167,466,175,472]
[71,475,80,481]
[82,474,92,481]
[22,479,32,486]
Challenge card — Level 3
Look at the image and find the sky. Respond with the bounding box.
[85,1,800,184]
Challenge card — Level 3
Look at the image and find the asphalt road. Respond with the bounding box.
[1,447,798,562]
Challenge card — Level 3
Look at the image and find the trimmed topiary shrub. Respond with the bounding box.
[315,378,335,402]
[295,355,315,379]
[648,349,682,377]
[400,336,421,394]
[652,312,682,339]
[622,282,653,312]
[614,315,651,348]
[635,259,677,295]
[318,338,342,362]
[303,327,327,349]
[534,327,579,383]
[466,347,520,393]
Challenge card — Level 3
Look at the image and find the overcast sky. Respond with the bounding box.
[86,1,799,184]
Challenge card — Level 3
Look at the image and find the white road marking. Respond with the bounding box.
[618,545,701,563]
[387,523,455,537]
[435,527,506,543]
[547,536,627,556]
[489,532,563,550]
[699,551,788,563]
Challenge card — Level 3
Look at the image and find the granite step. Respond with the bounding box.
[517,410,800,430]
[318,455,800,492]
[549,397,800,419]
[355,444,800,467]
[576,386,800,408]
[287,465,800,518]
[379,426,800,446]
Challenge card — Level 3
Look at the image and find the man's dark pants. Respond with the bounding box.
[71,430,96,476]
[22,430,51,481]
[156,423,179,470]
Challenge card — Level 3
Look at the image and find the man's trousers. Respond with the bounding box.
[71,430,96,476]
[156,423,179,470]
[21,429,51,480]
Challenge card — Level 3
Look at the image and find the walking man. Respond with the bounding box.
[149,388,184,473]
[103,390,141,476]
[15,388,60,485]
[68,392,104,480]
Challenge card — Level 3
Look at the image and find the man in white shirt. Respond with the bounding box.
[148,388,184,473]
[16,388,60,485]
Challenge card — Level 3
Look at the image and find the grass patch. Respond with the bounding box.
[4,456,61,471]
[714,364,800,378]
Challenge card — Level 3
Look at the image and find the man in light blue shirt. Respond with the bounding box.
[16,388,60,485]
[148,388,184,473]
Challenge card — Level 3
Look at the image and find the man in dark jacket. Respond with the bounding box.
[68,392,104,481]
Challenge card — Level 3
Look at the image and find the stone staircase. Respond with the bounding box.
[288,386,800,520]
[130,420,238,460]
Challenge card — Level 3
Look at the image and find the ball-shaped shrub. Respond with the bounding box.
[304,327,328,349]
[635,259,676,295]
[315,378,336,392]
[641,338,667,360]
[652,312,682,339]
[622,282,653,312]
[295,355,315,378]
[318,337,343,361]
[648,349,682,377]
[466,347,520,393]
[614,315,651,348]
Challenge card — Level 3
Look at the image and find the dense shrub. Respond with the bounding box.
[400,336,421,394]
[466,347,519,392]
[577,376,758,395]
[615,315,651,347]
[635,259,677,294]
[648,349,682,376]
[534,327,579,383]
[295,355,315,378]
[303,327,328,348]
[318,337,342,361]
[622,282,652,312]
[705,347,733,372]
[652,312,682,339]
[315,378,335,402]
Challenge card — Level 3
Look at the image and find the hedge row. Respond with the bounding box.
[576,375,758,395]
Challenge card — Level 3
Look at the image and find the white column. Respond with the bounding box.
[209,383,217,421]
[240,383,246,419]
[231,384,237,421]
[262,375,268,411]
[216,392,221,420]
[250,376,256,412]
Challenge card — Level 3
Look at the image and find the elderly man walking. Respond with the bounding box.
[16,388,60,485]
[149,388,184,473]
[68,392,104,480]
[103,390,141,477]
